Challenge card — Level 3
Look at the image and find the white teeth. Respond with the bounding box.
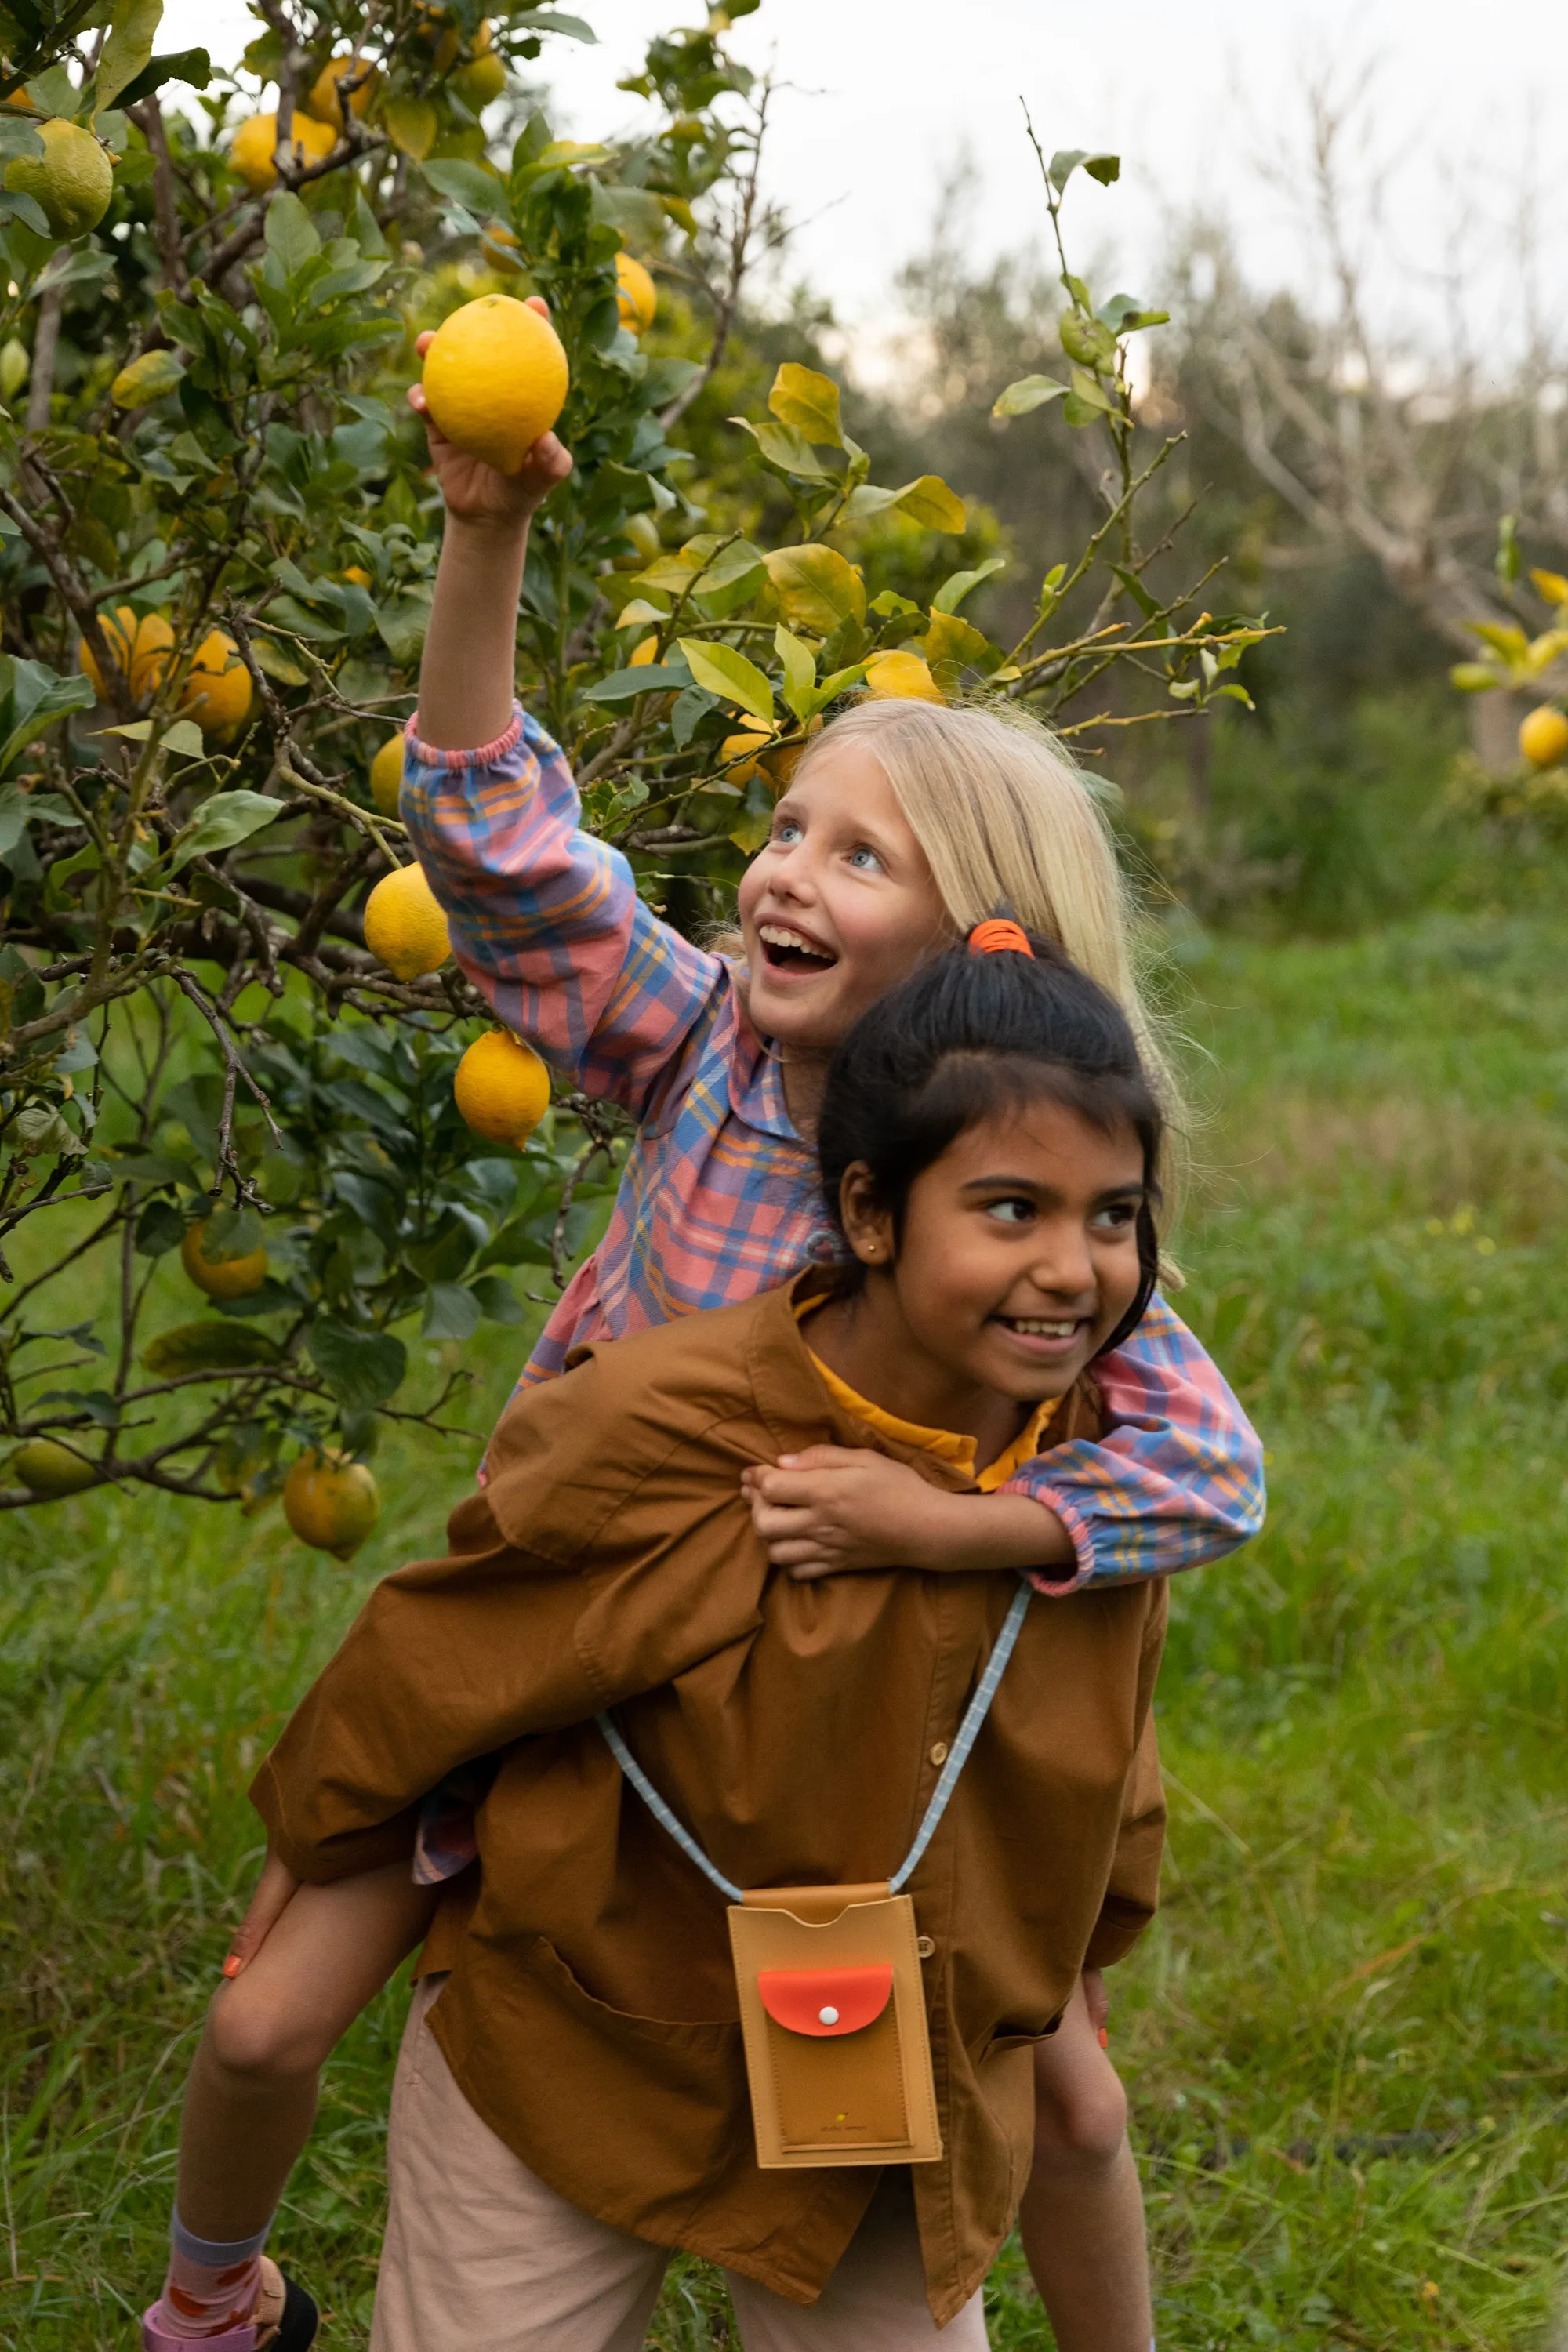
[757,924,833,961]
[1008,1319,1077,1337]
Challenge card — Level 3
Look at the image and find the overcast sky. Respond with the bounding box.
[163,0,1568,361]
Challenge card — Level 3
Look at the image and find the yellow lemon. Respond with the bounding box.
[480,220,524,275]
[11,1437,96,1496]
[304,53,380,129]
[79,604,174,701]
[181,1218,268,1300]
[615,510,661,568]
[284,1448,379,1560]
[178,630,252,738]
[720,720,775,786]
[454,1029,551,1145]
[363,862,451,980]
[1519,704,1568,771]
[865,649,943,703]
[370,734,405,816]
[229,111,336,193]
[5,118,112,238]
[628,634,659,666]
[454,49,506,108]
[764,712,824,786]
[615,251,657,336]
[421,293,568,475]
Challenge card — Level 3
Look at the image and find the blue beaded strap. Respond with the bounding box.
[596,1577,1033,1904]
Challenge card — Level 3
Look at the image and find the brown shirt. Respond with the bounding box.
[254,1272,1167,2323]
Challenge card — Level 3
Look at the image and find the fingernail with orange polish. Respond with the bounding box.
[222,1955,243,1978]
[1098,2027,1109,2049]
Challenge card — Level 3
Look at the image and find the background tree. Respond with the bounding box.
[0,0,1258,1538]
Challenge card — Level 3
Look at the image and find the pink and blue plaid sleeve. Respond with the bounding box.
[1007,1294,1264,1594]
[401,704,724,1114]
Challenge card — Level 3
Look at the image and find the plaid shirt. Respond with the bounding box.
[404,705,1264,1594]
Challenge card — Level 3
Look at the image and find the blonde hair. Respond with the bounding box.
[792,698,1185,1173]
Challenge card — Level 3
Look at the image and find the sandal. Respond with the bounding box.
[141,2257,318,2352]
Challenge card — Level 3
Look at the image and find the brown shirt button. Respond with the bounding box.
[929,1741,949,1766]
[916,1936,936,1958]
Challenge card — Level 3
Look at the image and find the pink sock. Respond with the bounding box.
[150,2213,267,2341]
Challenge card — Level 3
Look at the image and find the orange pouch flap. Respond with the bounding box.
[757,1965,892,2038]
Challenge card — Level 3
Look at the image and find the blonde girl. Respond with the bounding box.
[138,305,1260,2352]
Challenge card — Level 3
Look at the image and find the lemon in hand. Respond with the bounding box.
[364,862,451,980]
[454,1029,551,1145]
[420,294,568,474]
[1519,704,1568,771]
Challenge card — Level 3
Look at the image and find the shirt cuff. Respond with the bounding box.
[1004,1479,1096,1595]
[405,702,527,771]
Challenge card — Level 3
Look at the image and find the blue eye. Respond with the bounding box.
[848,846,882,871]
[774,818,803,845]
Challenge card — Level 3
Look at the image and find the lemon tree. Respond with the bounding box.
[0,0,1265,1528]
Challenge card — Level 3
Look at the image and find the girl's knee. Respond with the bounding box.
[205,1974,329,2084]
[1030,2048,1129,2171]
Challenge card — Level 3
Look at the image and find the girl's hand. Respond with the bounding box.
[408,299,573,532]
[742,1446,951,1577]
[1083,1964,1111,2049]
[742,1448,1076,1580]
[221,1849,300,1978]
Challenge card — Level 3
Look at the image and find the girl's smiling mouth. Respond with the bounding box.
[756,922,839,975]
[993,1313,1091,1357]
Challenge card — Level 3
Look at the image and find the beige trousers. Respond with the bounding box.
[371,1977,989,2351]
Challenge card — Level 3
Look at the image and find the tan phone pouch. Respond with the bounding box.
[728,1883,941,2168]
[596,1578,1031,2172]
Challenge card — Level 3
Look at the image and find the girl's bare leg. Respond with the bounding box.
[1017,1974,1153,2352]
[177,1862,437,2241]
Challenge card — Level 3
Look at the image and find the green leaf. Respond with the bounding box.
[992,376,1068,419]
[1495,514,1521,588]
[1098,292,1168,334]
[165,789,280,874]
[762,544,866,636]
[774,625,816,725]
[729,416,837,482]
[383,97,438,161]
[767,362,843,449]
[1109,563,1161,620]
[1047,147,1120,192]
[141,1320,281,1376]
[308,1319,406,1410]
[676,638,775,727]
[161,720,205,758]
[931,557,1006,615]
[112,45,209,108]
[265,191,320,276]
[422,158,503,212]
[895,475,966,533]
[838,484,902,525]
[110,347,185,408]
[95,0,163,117]
[422,1282,481,1340]
[1450,663,1499,693]
[252,637,310,688]
[924,611,999,682]
[1067,365,1115,415]
[586,662,689,702]
[0,659,95,776]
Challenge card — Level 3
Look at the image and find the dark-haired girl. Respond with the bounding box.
[212,930,1214,2350]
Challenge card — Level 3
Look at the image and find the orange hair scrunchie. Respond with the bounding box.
[967,918,1033,957]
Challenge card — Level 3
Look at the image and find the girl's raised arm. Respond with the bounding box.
[402,317,725,1119]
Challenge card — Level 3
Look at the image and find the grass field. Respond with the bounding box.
[4,908,1567,2350]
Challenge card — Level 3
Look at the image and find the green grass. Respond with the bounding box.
[5,908,1568,2348]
